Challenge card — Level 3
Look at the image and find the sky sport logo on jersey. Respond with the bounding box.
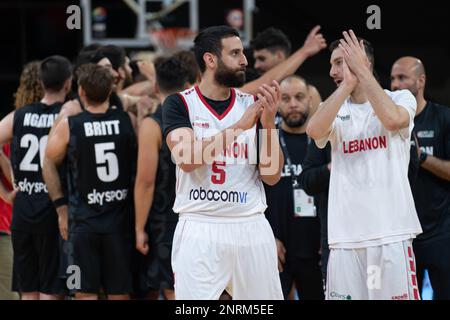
[15,178,48,195]
[169,127,281,175]
[189,187,248,204]
[87,188,129,206]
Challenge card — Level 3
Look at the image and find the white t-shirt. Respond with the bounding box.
[172,86,267,218]
[316,89,422,248]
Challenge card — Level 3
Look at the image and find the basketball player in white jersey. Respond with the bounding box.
[162,25,284,300]
[307,30,423,300]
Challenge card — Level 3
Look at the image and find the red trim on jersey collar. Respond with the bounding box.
[177,93,189,114]
[194,85,236,120]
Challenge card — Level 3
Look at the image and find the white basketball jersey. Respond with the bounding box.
[172,86,267,218]
[316,89,422,248]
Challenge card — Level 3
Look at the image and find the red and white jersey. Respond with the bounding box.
[317,89,422,248]
[172,86,267,218]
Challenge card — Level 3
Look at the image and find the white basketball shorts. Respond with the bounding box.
[171,213,283,300]
[326,239,420,300]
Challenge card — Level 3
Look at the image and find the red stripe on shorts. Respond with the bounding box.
[409,260,416,273]
[413,288,420,300]
[411,274,417,287]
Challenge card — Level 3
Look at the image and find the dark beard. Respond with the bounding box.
[281,111,308,128]
[215,60,246,87]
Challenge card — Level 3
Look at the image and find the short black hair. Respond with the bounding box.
[329,38,375,67]
[193,25,240,73]
[154,55,191,94]
[250,27,292,56]
[72,49,109,95]
[39,55,72,92]
[74,49,107,70]
[77,63,113,104]
[97,45,126,71]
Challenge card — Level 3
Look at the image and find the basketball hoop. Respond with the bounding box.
[149,27,197,53]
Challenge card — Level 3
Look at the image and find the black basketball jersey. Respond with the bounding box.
[66,108,137,234]
[147,105,177,223]
[10,102,63,233]
[412,102,450,241]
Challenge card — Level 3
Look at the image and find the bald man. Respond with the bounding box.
[391,57,450,300]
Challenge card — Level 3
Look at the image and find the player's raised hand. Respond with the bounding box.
[342,56,358,91]
[236,99,263,131]
[258,80,281,128]
[339,30,371,77]
[301,25,327,57]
